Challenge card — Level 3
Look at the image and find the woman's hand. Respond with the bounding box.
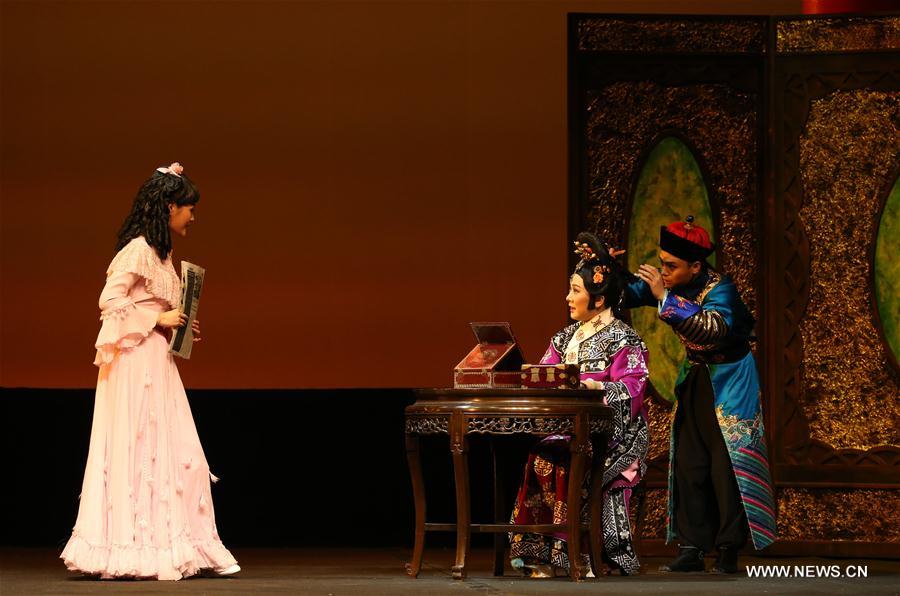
[157,309,187,328]
[580,378,602,390]
[191,319,202,343]
[637,264,666,301]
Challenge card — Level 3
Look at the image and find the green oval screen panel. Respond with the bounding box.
[876,176,900,366]
[627,136,716,403]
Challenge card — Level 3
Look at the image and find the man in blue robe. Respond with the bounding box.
[623,216,776,574]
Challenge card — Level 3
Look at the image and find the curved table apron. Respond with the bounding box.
[404,388,613,582]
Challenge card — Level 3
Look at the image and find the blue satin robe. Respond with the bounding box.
[624,271,776,549]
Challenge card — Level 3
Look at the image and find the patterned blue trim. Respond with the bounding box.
[658,292,701,325]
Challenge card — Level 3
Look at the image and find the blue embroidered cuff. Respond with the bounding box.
[658,291,702,325]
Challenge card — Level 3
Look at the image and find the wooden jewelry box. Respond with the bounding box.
[453,322,525,388]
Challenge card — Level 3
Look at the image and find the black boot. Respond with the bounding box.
[659,546,705,572]
[710,547,739,574]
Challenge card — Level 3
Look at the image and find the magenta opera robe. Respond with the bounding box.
[61,237,236,580]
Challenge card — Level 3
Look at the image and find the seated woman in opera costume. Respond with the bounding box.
[60,163,239,580]
[509,232,650,577]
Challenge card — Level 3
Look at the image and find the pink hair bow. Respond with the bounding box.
[156,162,184,177]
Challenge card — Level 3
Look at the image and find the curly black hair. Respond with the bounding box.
[573,231,636,318]
[115,170,200,260]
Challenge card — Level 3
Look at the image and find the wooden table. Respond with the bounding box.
[404,388,613,581]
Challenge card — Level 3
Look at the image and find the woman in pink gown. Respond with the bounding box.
[61,163,239,580]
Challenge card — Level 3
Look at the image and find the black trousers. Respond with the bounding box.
[672,365,748,552]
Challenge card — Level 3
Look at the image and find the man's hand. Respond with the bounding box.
[637,264,666,301]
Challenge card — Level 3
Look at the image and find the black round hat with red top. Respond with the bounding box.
[659,215,715,263]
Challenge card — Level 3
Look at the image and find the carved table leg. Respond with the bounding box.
[589,432,609,578]
[491,438,505,576]
[451,412,470,580]
[405,432,426,578]
[567,414,589,582]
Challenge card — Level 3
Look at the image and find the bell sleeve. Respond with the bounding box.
[584,345,649,442]
[93,271,160,366]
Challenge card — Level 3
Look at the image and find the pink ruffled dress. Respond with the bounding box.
[61,236,237,580]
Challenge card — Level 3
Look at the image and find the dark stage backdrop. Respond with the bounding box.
[0,387,540,549]
[0,0,809,389]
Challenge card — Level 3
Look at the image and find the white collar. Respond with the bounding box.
[563,308,614,364]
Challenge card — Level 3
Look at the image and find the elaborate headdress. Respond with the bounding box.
[572,231,634,311]
[659,215,715,263]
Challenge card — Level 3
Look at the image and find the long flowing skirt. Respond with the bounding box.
[61,331,237,580]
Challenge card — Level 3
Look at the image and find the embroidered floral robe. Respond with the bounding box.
[510,316,649,573]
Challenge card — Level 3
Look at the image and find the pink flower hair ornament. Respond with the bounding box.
[156,162,184,177]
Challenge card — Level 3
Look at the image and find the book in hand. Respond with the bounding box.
[168,261,205,359]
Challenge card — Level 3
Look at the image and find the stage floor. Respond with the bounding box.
[1,547,898,595]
